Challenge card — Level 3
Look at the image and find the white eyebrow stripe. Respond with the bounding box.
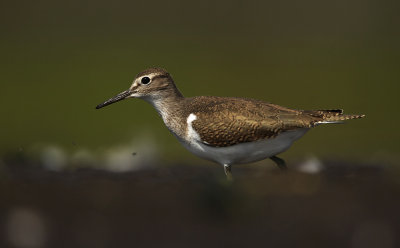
[143,73,158,80]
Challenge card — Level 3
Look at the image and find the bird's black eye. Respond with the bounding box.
[141,77,151,84]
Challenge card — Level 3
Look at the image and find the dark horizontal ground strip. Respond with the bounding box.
[0,160,399,248]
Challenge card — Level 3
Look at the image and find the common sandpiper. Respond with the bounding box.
[96,68,365,179]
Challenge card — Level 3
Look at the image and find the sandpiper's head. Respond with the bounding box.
[96,68,181,109]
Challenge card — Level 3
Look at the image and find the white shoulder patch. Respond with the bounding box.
[186,113,202,142]
[187,113,197,124]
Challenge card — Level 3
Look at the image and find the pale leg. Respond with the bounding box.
[223,164,233,180]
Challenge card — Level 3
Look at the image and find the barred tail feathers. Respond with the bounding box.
[306,109,365,125]
[321,114,365,124]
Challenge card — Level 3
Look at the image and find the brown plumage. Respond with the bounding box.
[96,67,366,178]
[96,67,365,148]
[177,97,365,147]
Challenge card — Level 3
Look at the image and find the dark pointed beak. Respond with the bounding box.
[95,90,131,109]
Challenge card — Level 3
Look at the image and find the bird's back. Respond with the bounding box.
[179,96,364,147]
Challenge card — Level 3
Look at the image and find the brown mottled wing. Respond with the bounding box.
[188,96,318,147]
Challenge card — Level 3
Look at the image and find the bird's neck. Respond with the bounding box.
[144,88,186,138]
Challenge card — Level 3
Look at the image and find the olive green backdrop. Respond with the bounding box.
[0,0,399,162]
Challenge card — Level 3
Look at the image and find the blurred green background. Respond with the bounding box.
[1,1,400,248]
[0,0,399,162]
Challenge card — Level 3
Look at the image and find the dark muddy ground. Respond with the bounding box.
[0,157,399,248]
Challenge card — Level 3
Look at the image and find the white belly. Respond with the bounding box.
[179,129,309,165]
